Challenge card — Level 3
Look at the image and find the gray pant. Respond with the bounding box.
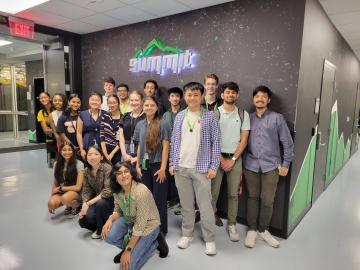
[211,157,242,224]
[244,169,279,232]
[175,167,215,242]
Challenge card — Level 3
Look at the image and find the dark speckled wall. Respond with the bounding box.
[82,0,305,127]
[81,0,308,237]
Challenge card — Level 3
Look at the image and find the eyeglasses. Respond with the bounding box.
[115,169,130,176]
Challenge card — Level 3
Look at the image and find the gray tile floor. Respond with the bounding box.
[1,149,359,270]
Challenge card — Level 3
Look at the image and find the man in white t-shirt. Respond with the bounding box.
[211,82,250,241]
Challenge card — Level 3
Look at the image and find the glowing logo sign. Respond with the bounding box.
[129,38,196,75]
[8,16,34,39]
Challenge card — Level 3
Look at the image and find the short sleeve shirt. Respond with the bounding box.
[57,113,79,147]
[133,119,171,164]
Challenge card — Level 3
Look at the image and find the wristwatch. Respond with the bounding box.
[231,156,237,161]
[126,246,133,253]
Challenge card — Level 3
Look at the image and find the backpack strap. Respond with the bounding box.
[238,108,244,130]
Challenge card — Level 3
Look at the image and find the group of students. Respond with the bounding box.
[37,74,294,270]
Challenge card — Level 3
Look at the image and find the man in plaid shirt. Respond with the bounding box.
[169,82,221,255]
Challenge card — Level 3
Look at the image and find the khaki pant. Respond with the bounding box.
[244,169,279,232]
[211,157,242,225]
[175,167,215,242]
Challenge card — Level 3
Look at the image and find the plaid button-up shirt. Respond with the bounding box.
[169,109,221,173]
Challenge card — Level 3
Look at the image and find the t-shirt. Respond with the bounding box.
[51,110,62,127]
[179,110,201,168]
[120,112,146,144]
[133,118,171,164]
[100,113,121,147]
[37,109,51,125]
[218,105,251,153]
[54,160,84,186]
[57,113,79,147]
[101,95,109,111]
[119,98,132,115]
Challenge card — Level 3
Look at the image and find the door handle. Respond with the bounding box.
[318,131,326,146]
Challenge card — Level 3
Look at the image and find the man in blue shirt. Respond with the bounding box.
[169,82,221,255]
[244,85,294,249]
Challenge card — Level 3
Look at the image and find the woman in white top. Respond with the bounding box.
[50,93,67,147]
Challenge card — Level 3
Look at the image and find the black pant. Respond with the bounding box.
[142,162,169,234]
[106,144,122,165]
[79,197,114,235]
[167,172,179,204]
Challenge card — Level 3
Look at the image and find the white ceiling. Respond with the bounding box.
[0,35,42,63]
[319,0,360,59]
[7,0,234,34]
[0,0,359,60]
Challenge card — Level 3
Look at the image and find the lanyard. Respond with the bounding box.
[121,192,132,224]
[185,108,203,132]
[205,100,217,111]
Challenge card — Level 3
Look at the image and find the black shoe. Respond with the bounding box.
[195,211,201,223]
[215,214,223,227]
[156,232,169,258]
[113,250,124,264]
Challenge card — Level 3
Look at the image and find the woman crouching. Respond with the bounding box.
[48,143,84,216]
[78,145,114,239]
[102,162,168,270]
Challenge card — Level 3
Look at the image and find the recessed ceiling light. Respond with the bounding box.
[0,0,50,14]
[0,40,13,47]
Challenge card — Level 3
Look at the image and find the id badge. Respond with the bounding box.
[130,140,135,154]
[142,152,149,170]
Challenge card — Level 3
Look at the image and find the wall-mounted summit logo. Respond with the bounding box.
[129,38,196,75]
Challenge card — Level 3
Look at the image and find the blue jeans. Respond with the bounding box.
[105,217,160,270]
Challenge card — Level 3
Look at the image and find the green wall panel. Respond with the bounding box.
[289,132,317,225]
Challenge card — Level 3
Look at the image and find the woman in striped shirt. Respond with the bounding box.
[100,94,122,165]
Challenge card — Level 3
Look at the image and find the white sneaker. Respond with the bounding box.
[258,230,280,248]
[91,231,101,239]
[244,230,257,248]
[205,242,217,255]
[227,224,240,242]
[177,236,193,249]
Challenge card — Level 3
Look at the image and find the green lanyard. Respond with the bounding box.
[121,192,131,224]
[185,108,203,132]
[121,192,132,247]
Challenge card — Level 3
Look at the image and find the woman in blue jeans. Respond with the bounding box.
[102,162,168,270]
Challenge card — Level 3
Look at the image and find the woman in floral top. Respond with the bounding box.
[78,145,114,239]
[102,162,168,270]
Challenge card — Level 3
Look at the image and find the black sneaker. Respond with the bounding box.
[195,211,201,223]
[69,205,81,218]
[215,214,223,227]
[113,250,124,264]
[174,204,182,215]
[64,207,72,215]
[156,232,169,258]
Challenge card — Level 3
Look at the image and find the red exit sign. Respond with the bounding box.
[8,16,34,39]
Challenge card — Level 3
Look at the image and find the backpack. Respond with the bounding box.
[214,107,245,130]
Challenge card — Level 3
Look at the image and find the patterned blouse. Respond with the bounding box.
[113,182,160,237]
[82,162,112,202]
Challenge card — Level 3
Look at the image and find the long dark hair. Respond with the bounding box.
[144,96,161,153]
[63,93,81,117]
[110,161,140,193]
[54,143,78,185]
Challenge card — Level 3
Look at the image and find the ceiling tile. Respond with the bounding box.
[133,0,190,16]
[80,13,126,28]
[57,20,102,34]
[176,0,233,10]
[16,7,72,26]
[36,0,95,19]
[105,5,155,23]
[62,0,126,12]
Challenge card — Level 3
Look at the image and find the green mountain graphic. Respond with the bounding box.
[134,38,183,58]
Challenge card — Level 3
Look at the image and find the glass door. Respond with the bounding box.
[0,63,28,141]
